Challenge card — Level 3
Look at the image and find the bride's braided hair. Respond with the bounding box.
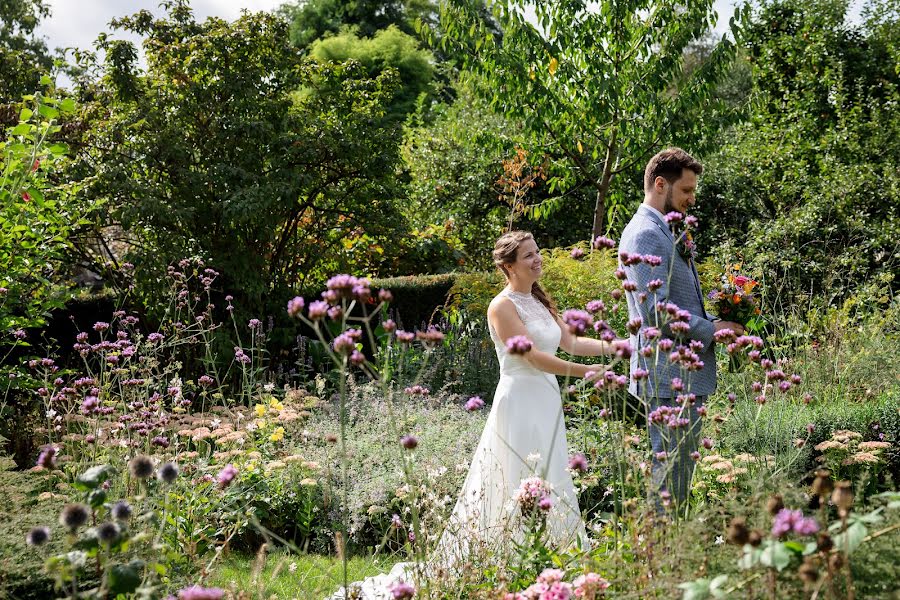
[492,231,557,317]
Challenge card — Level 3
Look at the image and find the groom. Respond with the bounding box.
[618,147,744,510]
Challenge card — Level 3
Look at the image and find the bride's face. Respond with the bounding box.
[506,238,543,282]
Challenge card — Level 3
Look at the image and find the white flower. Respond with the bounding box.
[264,383,275,392]
[715,535,725,545]
[45,409,57,418]
[526,452,541,463]
[289,562,297,573]
[210,418,221,429]
[246,422,258,432]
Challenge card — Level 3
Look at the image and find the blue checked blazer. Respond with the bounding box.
[619,204,717,398]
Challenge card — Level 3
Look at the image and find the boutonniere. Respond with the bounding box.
[664,211,699,261]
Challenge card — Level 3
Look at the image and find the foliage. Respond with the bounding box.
[68,4,409,320]
[371,273,458,329]
[447,243,626,333]
[434,0,740,238]
[0,0,54,102]
[308,25,435,123]
[277,0,437,49]
[694,0,900,314]
[401,78,517,268]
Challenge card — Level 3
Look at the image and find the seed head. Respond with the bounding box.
[831,481,854,515]
[748,529,763,547]
[798,557,819,584]
[157,462,179,484]
[811,470,833,498]
[96,521,120,545]
[400,435,418,450]
[726,517,750,546]
[111,501,133,521]
[129,454,154,479]
[26,526,51,546]
[59,503,90,531]
[766,494,785,516]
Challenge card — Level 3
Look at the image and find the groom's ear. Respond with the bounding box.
[653,176,668,192]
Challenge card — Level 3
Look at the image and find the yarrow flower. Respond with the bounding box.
[506,335,533,355]
[464,396,485,412]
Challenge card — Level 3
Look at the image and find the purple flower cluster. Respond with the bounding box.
[593,370,628,391]
[286,296,304,318]
[325,274,371,301]
[177,585,225,600]
[515,476,554,515]
[593,235,616,249]
[217,464,238,489]
[388,582,416,600]
[464,396,485,412]
[585,299,605,314]
[415,327,445,347]
[505,335,533,355]
[332,328,361,355]
[649,405,690,430]
[404,385,430,396]
[771,508,820,538]
[567,453,588,473]
[562,310,593,335]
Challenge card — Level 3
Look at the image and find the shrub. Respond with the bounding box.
[371,273,458,330]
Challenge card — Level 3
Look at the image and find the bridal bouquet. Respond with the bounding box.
[708,264,763,331]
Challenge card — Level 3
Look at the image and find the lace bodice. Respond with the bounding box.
[488,289,561,376]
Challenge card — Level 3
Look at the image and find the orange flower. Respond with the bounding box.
[732,294,742,304]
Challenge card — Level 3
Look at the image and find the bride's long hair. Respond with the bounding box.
[492,231,557,317]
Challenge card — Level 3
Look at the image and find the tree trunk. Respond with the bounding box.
[591,129,618,241]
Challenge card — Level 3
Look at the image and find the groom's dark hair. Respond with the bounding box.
[644,147,703,191]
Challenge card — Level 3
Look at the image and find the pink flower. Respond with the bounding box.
[287,296,304,318]
[217,464,238,489]
[593,236,616,249]
[506,335,533,355]
[464,396,485,412]
[562,310,593,335]
[573,572,610,599]
[568,453,588,473]
[178,586,224,600]
[389,581,415,599]
[733,275,750,287]
[570,247,585,259]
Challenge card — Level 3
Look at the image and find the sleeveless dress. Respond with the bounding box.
[328,290,587,598]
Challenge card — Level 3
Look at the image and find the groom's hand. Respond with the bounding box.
[714,320,745,336]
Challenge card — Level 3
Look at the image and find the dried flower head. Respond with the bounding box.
[59,503,90,531]
[726,517,750,546]
[157,462,179,484]
[129,454,154,479]
[26,526,51,546]
[111,501,133,521]
[96,521,120,545]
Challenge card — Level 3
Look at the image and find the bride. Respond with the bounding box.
[331,231,616,598]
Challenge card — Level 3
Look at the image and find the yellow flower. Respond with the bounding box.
[269,427,285,442]
[269,398,283,412]
[254,404,266,418]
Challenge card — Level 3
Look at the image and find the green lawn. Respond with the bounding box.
[207,550,395,599]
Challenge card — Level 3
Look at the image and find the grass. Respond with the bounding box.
[206,548,395,599]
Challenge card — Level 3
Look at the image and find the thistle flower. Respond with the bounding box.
[59,503,90,531]
[26,526,51,546]
[129,455,154,479]
[157,462,179,484]
[400,435,418,450]
[111,501,132,521]
[96,521,120,545]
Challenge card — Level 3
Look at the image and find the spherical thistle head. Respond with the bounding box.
[157,462,179,484]
[59,503,90,531]
[766,494,785,517]
[96,521,120,545]
[726,517,750,546]
[26,526,51,546]
[400,435,418,450]
[129,454,154,479]
[111,500,133,521]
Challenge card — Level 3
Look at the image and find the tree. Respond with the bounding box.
[277,0,438,49]
[435,0,741,238]
[68,3,408,317]
[309,25,435,123]
[0,0,54,102]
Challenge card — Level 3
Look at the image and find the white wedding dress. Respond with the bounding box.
[328,289,588,599]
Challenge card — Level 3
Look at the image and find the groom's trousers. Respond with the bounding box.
[647,395,706,509]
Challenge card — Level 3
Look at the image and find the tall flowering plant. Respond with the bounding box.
[708,264,763,331]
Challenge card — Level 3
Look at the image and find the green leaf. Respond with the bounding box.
[74,464,114,491]
[59,98,76,113]
[832,521,867,554]
[11,123,31,136]
[737,545,760,570]
[40,75,52,86]
[38,104,59,120]
[677,578,713,600]
[709,574,729,598]
[759,541,793,571]
[108,560,144,595]
[87,488,107,509]
[19,108,33,122]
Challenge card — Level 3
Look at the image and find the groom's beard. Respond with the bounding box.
[663,187,676,214]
